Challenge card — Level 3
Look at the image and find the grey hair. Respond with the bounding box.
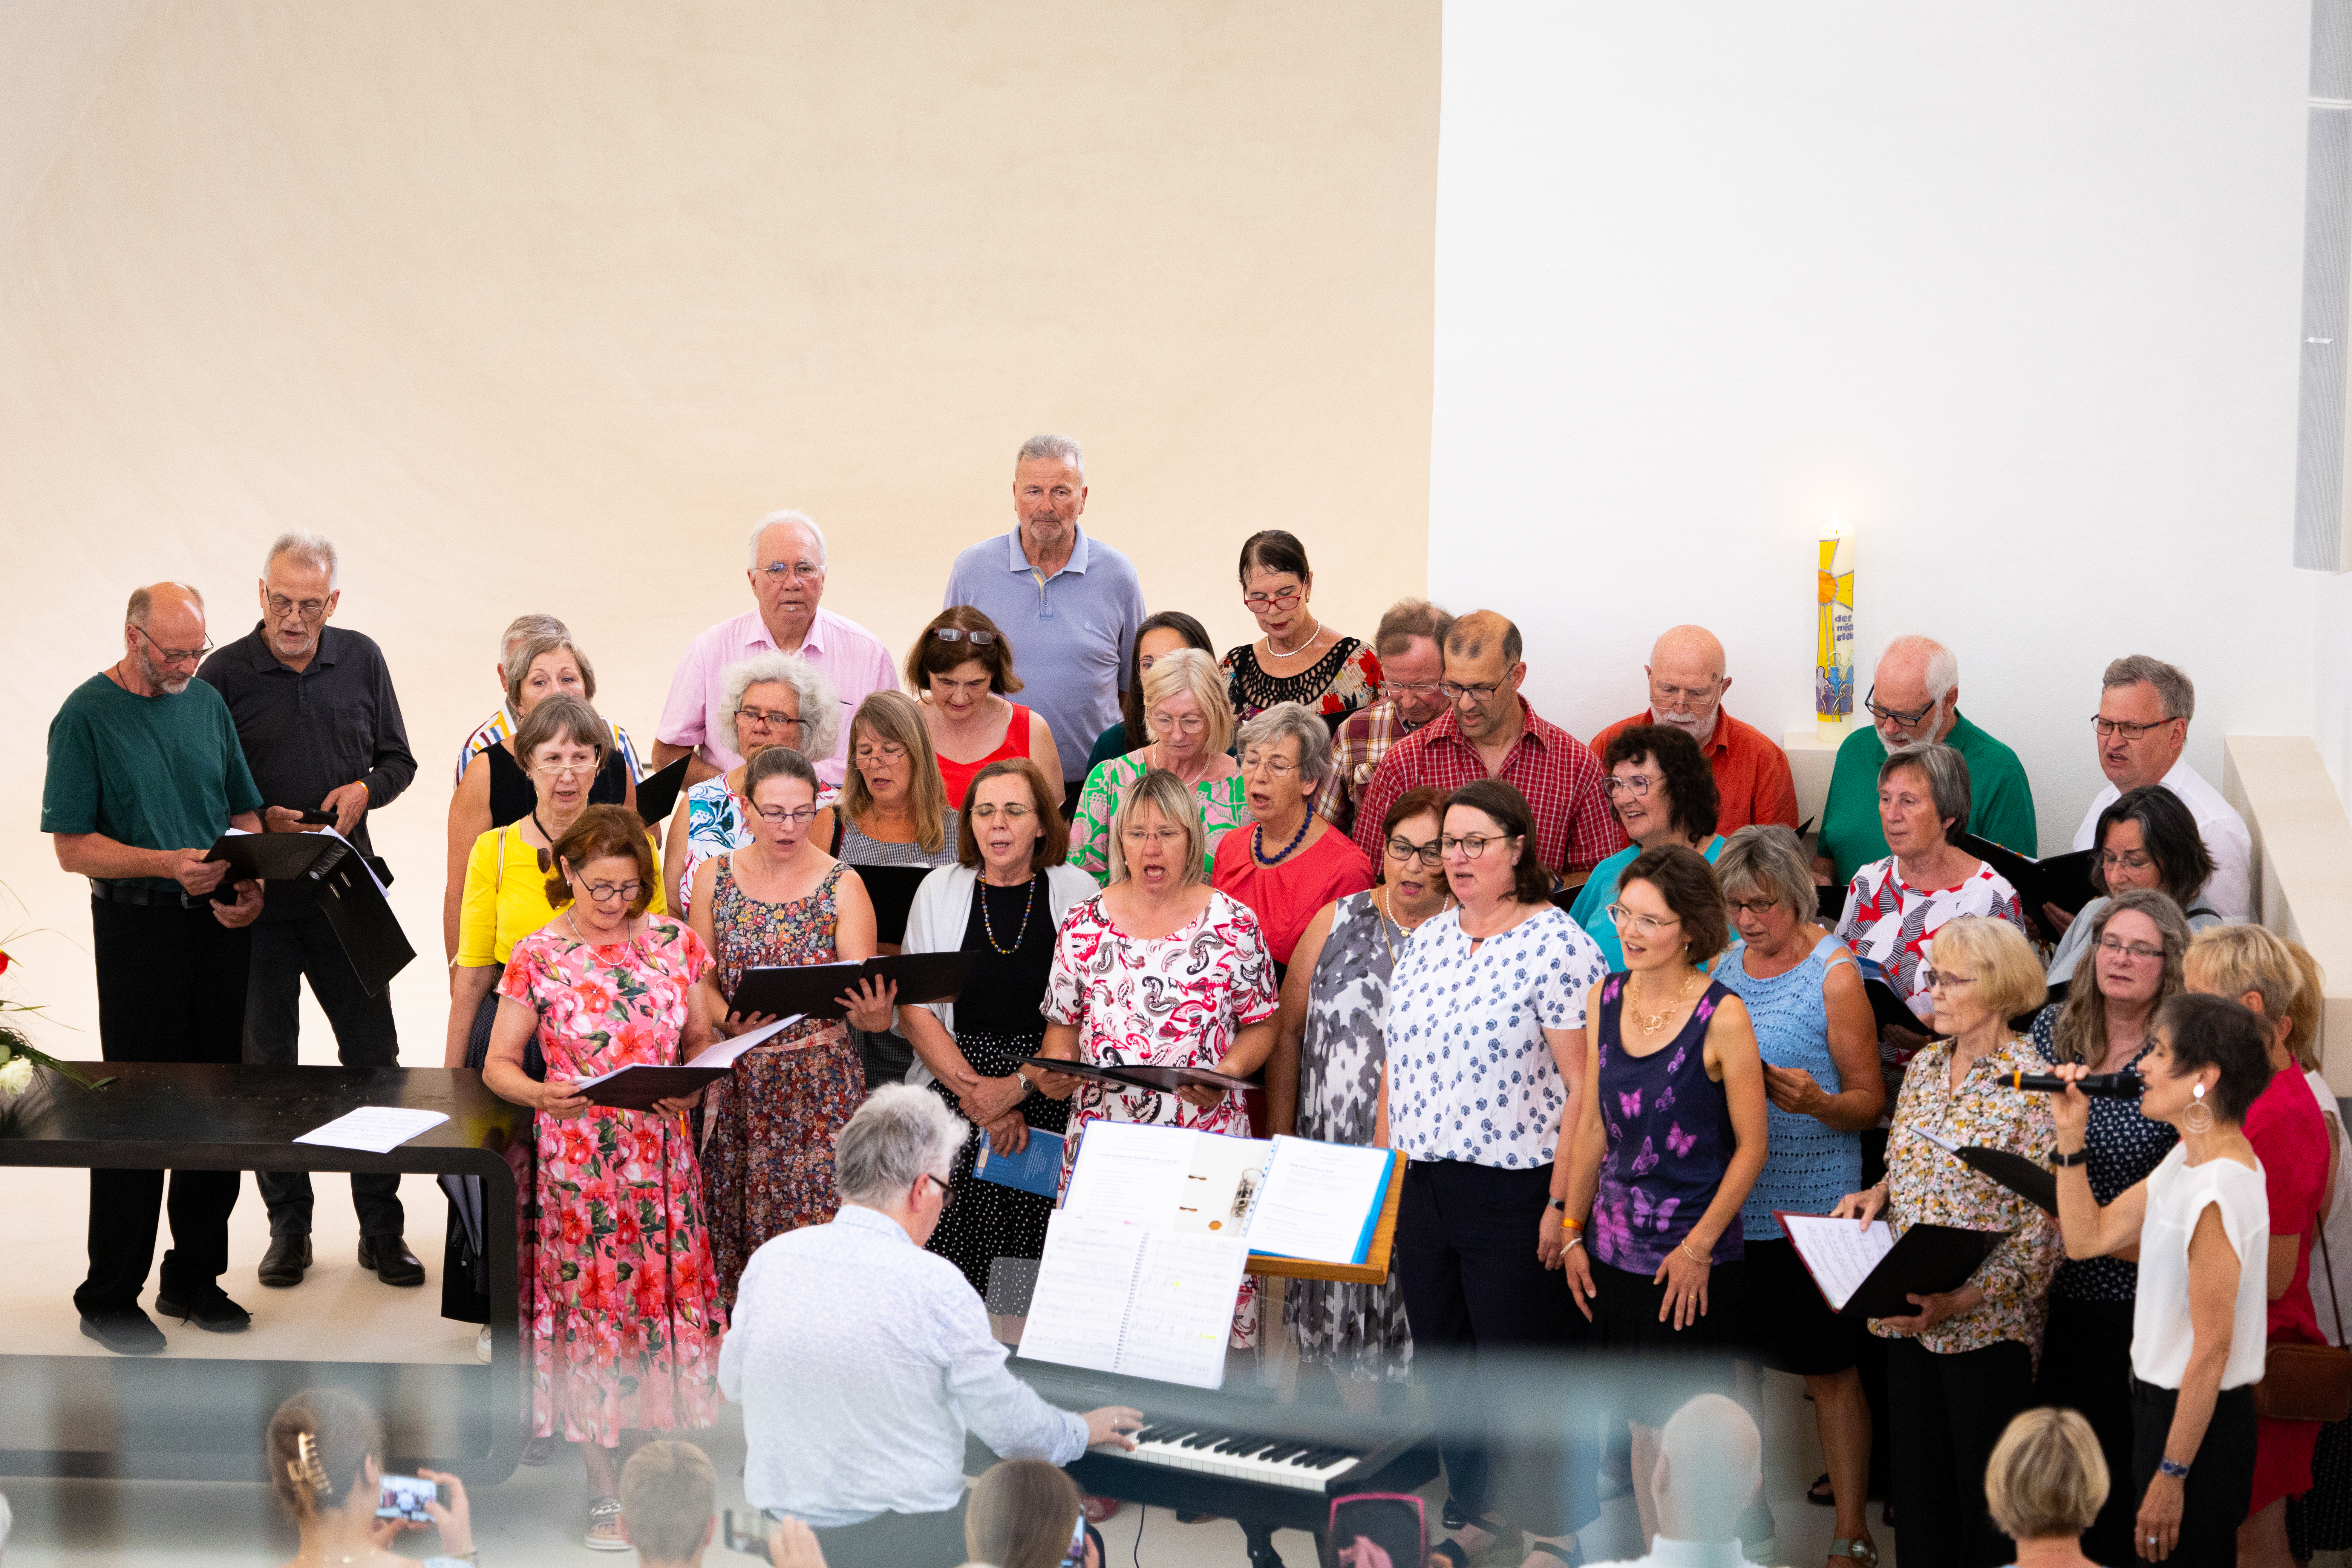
[747,508,828,571]
[1713,825,1817,918]
[499,612,569,667]
[125,582,203,627]
[262,530,340,588]
[2102,654,2195,723]
[1106,769,1208,888]
[1878,634,1959,706]
[1880,742,1973,841]
[1236,702,1336,798]
[720,651,841,759]
[835,1084,967,1207]
[1016,433,1085,479]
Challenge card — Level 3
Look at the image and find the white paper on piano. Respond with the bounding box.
[1780,1213,1896,1312]
[1019,1211,1248,1389]
[1243,1136,1392,1263]
[569,1014,804,1089]
[293,1107,448,1154]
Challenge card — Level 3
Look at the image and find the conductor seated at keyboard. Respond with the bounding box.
[717,1085,1142,1568]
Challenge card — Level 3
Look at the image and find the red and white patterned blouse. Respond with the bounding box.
[1836,855,2028,1106]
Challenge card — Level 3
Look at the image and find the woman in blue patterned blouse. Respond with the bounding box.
[1710,824,1885,1568]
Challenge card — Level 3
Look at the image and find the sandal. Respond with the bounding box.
[1432,1512,1519,1568]
[519,1432,557,1467]
[1524,1540,1583,1567]
[585,1494,630,1552]
[1828,1538,1879,1566]
[1807,1471,1835,1507]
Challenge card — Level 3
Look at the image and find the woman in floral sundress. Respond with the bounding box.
[482,805,726,1552]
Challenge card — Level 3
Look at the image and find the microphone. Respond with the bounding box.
[2005,1070,2142,1098]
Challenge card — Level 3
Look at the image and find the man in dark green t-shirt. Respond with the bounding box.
[1813,634,2038,887]
[40,582,266,1356]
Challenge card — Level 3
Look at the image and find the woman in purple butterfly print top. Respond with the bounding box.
[1559,844,1768,1546]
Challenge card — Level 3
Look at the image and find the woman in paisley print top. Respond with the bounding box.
[1833,916,2061,1568]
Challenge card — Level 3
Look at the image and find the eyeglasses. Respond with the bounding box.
[531,760,599,780]
[736,707,808,732]
[1243,587,1303,611]
[931,627,998,646]
[1863,686,1937,728]
[2092,716,2173,740]
[2096,937,2166,963]
[1383,680,1445,698]
[856,743,910,763]
[1240,752,1298,778]
[921,1173,956,1210]
[1921,968,1978,993]
[580,879,644,903]
[757,560,824,582]
[1726,897,1784,917]
[1385,835,1443,868]
[1440,832,1516,859]
[1441,679,1511,702]
[2095,850,2155,873]
[265,594,329,622]
[1603,773,1655,798]
[1120,826,1188,847]
[133,625,214,666]
[1150,712,1207,735]
[748,803,822,827]
[1606,903,1683,936]
[969,802,1035,822]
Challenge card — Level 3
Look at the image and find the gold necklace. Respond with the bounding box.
[1627,967,1700,1034]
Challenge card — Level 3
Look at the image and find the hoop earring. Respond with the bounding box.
[2184,1081,2214,1136]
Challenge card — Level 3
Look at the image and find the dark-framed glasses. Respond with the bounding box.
[1385,835,1443,868]
[931,627,998,646]
[1863,686,1936,727]
[2095,936,2165,963]
[1439,680,1509,702]
[2092,716,2173,740]
[265,594,329,622]
[736,707,808,732]
[580,879,644,903]
[922,1173,956,1210]
[1439,831,1512,859]
[749,803,821,827]
[133,625,213,665]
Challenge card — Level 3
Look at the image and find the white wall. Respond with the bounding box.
[1434,2,2319,854]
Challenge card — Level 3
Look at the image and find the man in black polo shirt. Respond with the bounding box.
[43,581,266,1355]
[196,531,422,1292]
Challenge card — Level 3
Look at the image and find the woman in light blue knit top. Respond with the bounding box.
[1709,826,1887,1568]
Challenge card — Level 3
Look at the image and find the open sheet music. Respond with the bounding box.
[1017,1213,1250,1389]
[1061,1120,1397,1265]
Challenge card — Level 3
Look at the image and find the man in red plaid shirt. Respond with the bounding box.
[1350,609,1625,884]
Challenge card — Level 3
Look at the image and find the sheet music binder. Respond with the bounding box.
[851,863,933,947]
[632,754,692,826]
[727,951,978,1020]
[1789,1219,2004,1320]
[205,831,413,995]
[1018,1056,1255,1097]
[1953,833,2099,942]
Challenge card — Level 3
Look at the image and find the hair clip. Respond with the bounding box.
[286,1430,329,1495]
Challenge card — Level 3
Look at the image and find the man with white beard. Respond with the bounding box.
[1591,625,1799,834]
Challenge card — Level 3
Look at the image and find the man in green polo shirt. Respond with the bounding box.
[1813,634,2037,885]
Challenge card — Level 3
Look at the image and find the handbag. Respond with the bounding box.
[2252,1226,2352,1422]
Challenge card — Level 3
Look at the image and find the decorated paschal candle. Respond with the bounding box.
[1815,514,1854,739]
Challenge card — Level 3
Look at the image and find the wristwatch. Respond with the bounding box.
[2158,1456,2191,1480]
[1547,1197,1568,1212]
[2052,1148,2091,1168]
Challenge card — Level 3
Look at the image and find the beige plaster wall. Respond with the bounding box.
[0,1,1438,1061]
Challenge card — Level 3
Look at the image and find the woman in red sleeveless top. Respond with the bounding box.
[911,606,1064,805]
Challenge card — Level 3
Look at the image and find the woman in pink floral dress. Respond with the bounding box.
[1037,769,1280,1344]
[481,805,726,1551]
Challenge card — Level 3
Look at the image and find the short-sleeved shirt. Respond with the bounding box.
[41,672,265,896]
[1589,706,1802,835]
[1384,904,1610,1168]
[654,607,898,787]
[1315,699,1431,834]
[941,528,1146,784]
[1815,712,2039,884]
[1208,823,1375,968]
[1351,701,1626,879]
[454,703,644,789]
[456,824,669,968]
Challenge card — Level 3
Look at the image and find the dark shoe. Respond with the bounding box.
[258,1233,312,1288]
[154,1286,251,1333]
[79,1308,167,1355]
[358,1234,425,1287]
[1808,1471,1835,1507]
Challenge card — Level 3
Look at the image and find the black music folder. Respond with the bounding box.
[1018,1057,1256,1097]
[632,754,692,827]
[853,864,934,948]
[1909,1123,2060,1215]
[1781,1214,2004,1320]
[1953,834,2099,942]
[1817,881,1847,923]
[204,831,414,995]
[727,951,978,1021]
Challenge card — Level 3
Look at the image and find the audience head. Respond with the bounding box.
[1866,634,1958,748]
[959,758,1070,874]
[1442,778,1548,908]
[2146,991,2274,1128]
[1649,1393,1762,1543]
[965,1458,1084,1568]
[618,1439,717,1566]
[835,1083,966,1245]
[740,743,823,855]
[1122,611,1214,743]
[745,509,830,639]
[122,581,208,695]
[720,650,840,765]
[514,694,608,819]
[504,632,597,717]
[1375,784,1452,913]
[1441,611,1526,743]
[1012,434,1087,554]
[2046,889,2191,1065]
[544,804,657,919]
[1372,597,1455,729]
[1876,743,1970,859]
[1107,769,1207,891]
[496,612,569,686]
[1643,624,1730,745]
[1925,916,2046,1038]
[2096,655,2195,793]
[1715,825,1817,952]
[1141,647,1236,762]
[266,1386,384,1526]
[1601,724,1720,851]
[1237,702,1335,828]
[1984,1408,2107,1550]
[845,690,949,850]
[257,530,341,666]
[910,605,1023,716]
[1617,843,1730,970]
[2089,785,2214,908]
[2187,925,2324,1072]
[1237,530,1317,647]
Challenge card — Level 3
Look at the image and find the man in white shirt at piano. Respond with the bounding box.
[718,1086,1142,1568]
[1581,1395,1761,1568]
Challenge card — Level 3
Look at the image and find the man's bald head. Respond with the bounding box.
[1645,625,1730,742]
[123,582,208,694]
[1651,1393,1761,1543]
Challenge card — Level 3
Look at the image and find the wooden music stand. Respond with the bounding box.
[1243,1151,1407,1284]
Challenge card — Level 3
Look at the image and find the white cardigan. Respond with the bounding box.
[897,862,1099,1088]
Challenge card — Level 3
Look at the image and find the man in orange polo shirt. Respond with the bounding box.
[1591,624,1800,834]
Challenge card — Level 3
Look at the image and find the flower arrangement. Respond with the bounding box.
[0,944,110,1096]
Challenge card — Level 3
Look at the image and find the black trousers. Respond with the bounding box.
[2034,1297,2139,1566]
[1394,1158,1597,1538]
[2132,1378,2257,1568]
[1885,1335,2034,1568]
[76,896,250,1315]
[244,908,403,1237]
[794,1497,968,1568]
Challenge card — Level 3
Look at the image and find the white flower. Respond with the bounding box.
[0,1056,34,1096]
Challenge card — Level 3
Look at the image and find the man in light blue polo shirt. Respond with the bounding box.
[941,434,1147,806]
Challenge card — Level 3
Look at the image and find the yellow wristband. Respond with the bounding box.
[1559,1216,1583,1233]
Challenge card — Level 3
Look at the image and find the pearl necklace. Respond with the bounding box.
[1266,614,1321,658]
